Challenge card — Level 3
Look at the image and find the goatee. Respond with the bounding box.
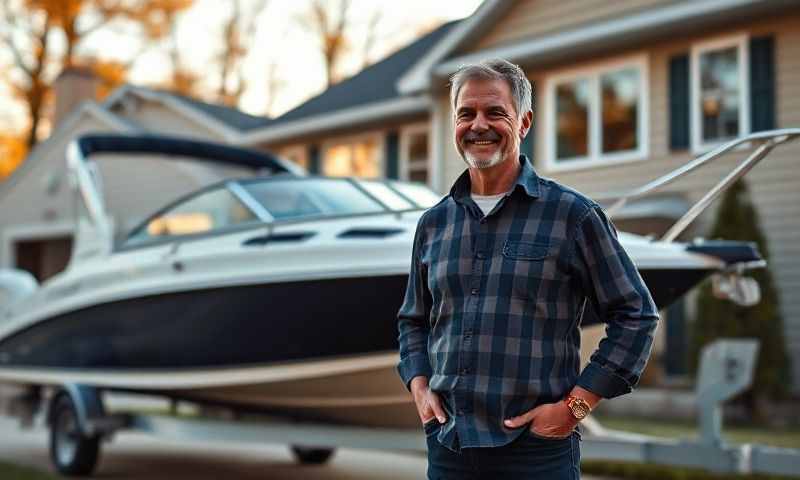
[463,149,503,169]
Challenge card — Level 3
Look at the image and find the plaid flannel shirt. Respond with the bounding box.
[397,156,659,451]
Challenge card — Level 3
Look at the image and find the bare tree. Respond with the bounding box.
[215,0,269,107]
[0,0,193,147]
[299,0,351,89]
[262,57,283,115]
[361,10,381,69]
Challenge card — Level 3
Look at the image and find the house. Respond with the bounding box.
[241,0,800,390]
[2,0,798,390]
[0,69,275,282]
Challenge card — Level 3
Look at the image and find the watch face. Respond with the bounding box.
[573,403,589,419]
[569,398,590,419]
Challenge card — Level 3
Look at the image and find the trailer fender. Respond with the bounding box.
[47,384,106,437]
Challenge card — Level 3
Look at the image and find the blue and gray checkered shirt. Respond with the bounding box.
[397,156,659,451]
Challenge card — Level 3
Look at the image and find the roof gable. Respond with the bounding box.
[104,85,273,138]
[165,93,274,131]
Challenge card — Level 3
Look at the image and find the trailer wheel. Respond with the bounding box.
[49,394,100,476]
[290,446,335,465]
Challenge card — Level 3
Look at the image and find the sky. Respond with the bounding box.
[0,0,484,133]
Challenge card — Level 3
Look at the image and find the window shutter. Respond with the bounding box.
[308,145,320,174]
[665,298,687,375]
[669,54,690,150]
[750,36,775,132]
[520,123,534,166]
[385,131,399,179]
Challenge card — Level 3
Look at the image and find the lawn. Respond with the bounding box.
[595,414,800,449]
[0,461,56,480]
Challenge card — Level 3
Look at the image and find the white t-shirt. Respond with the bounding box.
[471,191,507,216]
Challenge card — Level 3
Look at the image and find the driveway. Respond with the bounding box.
[0,414,612,479]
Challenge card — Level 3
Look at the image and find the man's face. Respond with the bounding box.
[454,78,528,170]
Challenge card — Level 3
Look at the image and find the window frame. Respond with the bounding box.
[544,54,649,173]
[690,33,750,154]
[320,131,385,179]
[399,122,431,185]
[277,144,309,170]
[120,183,264,249]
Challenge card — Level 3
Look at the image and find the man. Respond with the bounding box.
[397,58,659,479]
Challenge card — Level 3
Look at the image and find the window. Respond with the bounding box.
[691,35,749,152]
[545,56,648,171]
[323,136,381,178]
[278,145,308,169]
[401,125,430,184]
[127,188,258,243]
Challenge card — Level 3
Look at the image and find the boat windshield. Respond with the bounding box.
[239,178,385,221]
[357,180,414,210]
[389,181,441,208]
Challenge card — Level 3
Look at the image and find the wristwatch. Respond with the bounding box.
[564,395,592,420]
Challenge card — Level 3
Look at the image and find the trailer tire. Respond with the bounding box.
[290,446,335,465]
[49,394,101,476]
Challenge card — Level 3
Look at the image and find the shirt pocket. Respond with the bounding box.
[502,240,554,301]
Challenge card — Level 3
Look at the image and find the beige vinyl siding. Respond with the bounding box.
[0,109,257,272]
[548,17,800,390]
[467,0,678,53]
[126,100,228,141]
[438,14,800,389]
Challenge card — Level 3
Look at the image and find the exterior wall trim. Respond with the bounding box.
[104,86,243,143]
[690,33,751,154]
[542,54,650,173]
[398,122,431,183]
[396,0,511,95]
[433,0,766,78]
[239,96,430,146]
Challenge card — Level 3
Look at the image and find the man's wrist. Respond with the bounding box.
[568,385,602,409]
[564,386,602,420]
[410,376,429,393]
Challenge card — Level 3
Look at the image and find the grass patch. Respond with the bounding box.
[595,415,800,449]
[0,461,56,480]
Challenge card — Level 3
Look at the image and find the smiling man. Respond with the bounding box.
[397,59,659,479]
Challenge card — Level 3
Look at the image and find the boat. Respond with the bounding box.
[0,131,796,430]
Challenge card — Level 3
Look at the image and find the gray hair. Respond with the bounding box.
[449,59,533,119]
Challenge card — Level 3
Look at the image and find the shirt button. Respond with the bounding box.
[461,368,470,375]
[476,252,485,259]
[470,288,479,295]
[457,410,464,416]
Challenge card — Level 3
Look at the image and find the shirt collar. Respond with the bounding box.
[450,155,541,203]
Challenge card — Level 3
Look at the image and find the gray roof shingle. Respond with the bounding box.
[271,20,458,125]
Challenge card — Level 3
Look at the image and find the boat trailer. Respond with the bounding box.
[1,339,797,477]
[2,129,800,476]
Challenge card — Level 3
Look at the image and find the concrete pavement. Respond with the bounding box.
[0,415,613,479]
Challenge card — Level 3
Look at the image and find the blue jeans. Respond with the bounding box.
[424,420,580,479]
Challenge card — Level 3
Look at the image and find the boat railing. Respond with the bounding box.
[605,128,800,242]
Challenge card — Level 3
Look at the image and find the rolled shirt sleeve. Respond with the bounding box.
[571,206,659,399]
[396,217,433,390]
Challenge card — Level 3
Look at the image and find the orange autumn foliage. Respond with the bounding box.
[0,136,28,179]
